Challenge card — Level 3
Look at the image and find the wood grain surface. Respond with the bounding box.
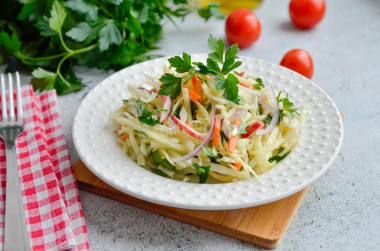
[73,160,309,249]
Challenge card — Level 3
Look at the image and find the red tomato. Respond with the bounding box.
[225,9,261,48]
[280,49,314,79]
[289,0,326,29]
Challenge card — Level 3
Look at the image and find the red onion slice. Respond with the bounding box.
[144,74,160,90]
[172,102,216,162]
[138,87,152,93]
[229,109,248,122]
[159,95,172,123]
[256,86,279,135]
[258,96,274,112]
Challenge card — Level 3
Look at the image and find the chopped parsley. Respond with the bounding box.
[137,100,166,126]
[268,150,291,163]
[254,78,265,90]
[264,92,299,124]
[162,160,176,171]
[202,146,216,158]
[151,168,168,178]
[152,150,162,165]
[194,163,210,184]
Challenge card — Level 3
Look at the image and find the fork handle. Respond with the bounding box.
[4,147,31,251]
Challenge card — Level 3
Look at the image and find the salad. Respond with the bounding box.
[110,35,306,184]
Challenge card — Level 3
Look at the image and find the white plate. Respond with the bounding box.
[73,54,344,210]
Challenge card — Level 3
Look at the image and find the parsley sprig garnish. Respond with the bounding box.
[158,35,243,104]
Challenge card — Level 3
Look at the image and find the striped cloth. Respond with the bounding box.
[0,85,89,250]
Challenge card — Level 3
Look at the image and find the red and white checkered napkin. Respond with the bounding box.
[0,85,89,250]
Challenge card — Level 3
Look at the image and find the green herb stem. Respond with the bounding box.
[55,44,98,88]
[59,31,73,53]
[97,0,114,18]
[15,51,67,62]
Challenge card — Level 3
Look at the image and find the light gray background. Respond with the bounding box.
[3,0,379,250]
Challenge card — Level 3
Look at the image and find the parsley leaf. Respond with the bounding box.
[168,52,193,73]
[193,163,211,184]
[207,35,225,63]
[254,78,265,90]
[223,74,239,103]
[193,61,219,76]
[137,100,160,126]
[277,92,299,119]
[48,1,67,33]
[229,123,247,136]
[202,146,216,158]
[31,68,57,92]
[264,92,299,124]
[122,98,136,105]
[0,31,21,53]
[66,22,94,42]
[214,74,239,103]
[66,0,98,21]
[98,21,123,51]
[35,16,57,37]
[158,73,183,99]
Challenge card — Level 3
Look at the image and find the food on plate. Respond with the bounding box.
[289,0,326,29]
[110,35,306,184]
[225,9,261,48]
[280,49,314,79]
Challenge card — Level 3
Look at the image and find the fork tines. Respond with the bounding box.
[0,72,23,124]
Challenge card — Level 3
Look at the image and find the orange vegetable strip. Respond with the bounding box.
[237,72,245,77]
[239,82,250,88]
[233,162,243,170]
[227,120,240,153]
[191,75,202,97]
[213,115,221,148]
[119,134,129,140]
[187,88,202,102]
[185,122,193,128]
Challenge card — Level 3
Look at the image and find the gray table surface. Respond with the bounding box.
[4,0,380,250]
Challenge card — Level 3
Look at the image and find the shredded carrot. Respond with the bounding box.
[187,88,202,103]
[237,72,245,77]
[185,122,193,128]
[227,120,240,153]
[213,115,221,148]
[119,134,129,140]
[191,75,202,97]
[239,82,250,88]
[233,162,242,170]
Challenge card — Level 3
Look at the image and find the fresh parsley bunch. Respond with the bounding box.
[159,35,243,104]
[0,0,223,95]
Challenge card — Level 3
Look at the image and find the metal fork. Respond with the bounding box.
[0,72,30,250]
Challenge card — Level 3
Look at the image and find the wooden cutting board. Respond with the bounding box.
[73,160,309,249]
